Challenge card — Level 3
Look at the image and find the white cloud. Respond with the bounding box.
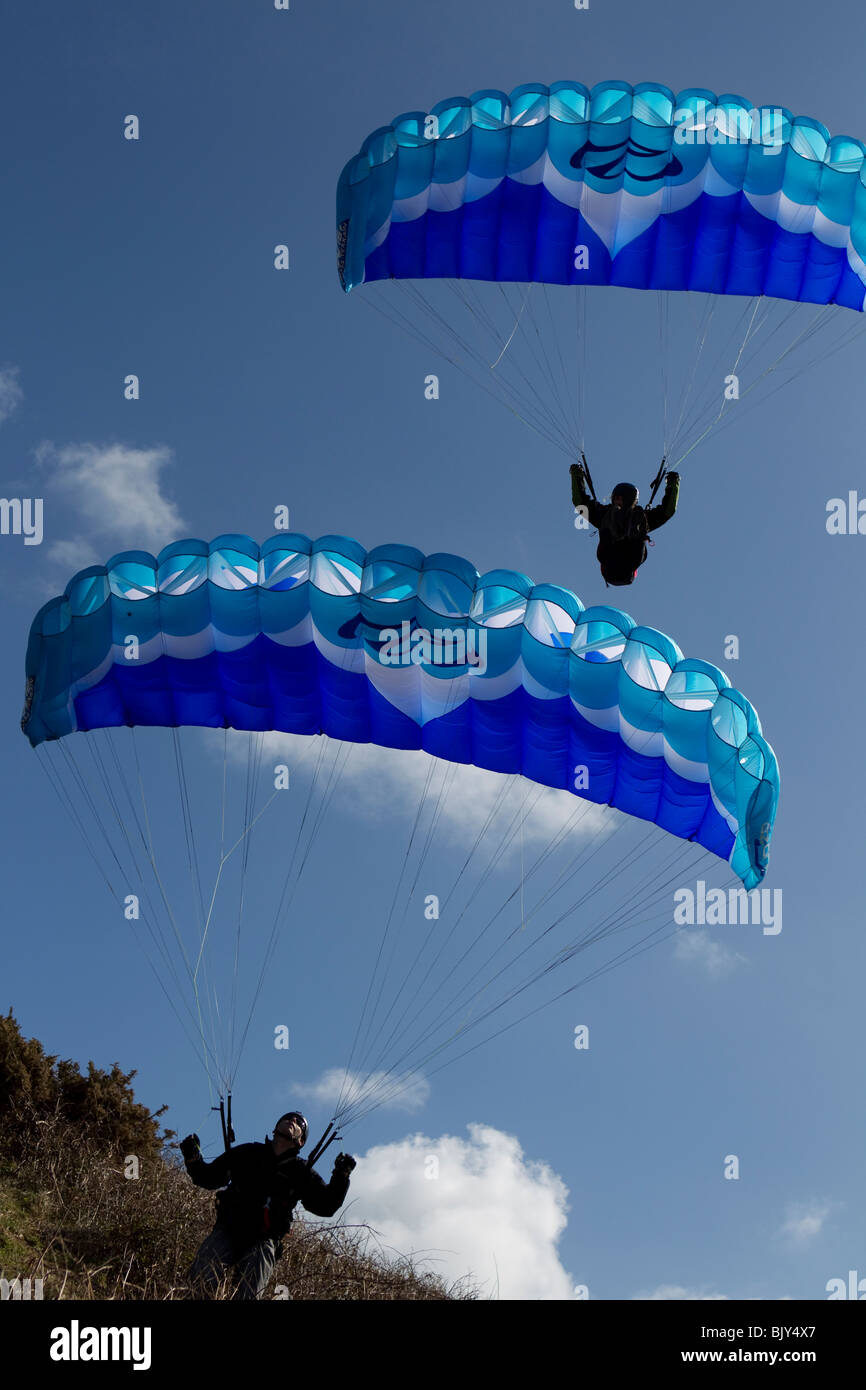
[36,441,185,554]
[673,928,747,978]
[249,732,612,851]
[340,1123,575,1299]
[43,537,103,576]
[295,1066,430,1114]
[777,1201,833,1247]
[0,365,23,423]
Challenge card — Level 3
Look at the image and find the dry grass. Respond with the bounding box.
[0,1111,472,1301]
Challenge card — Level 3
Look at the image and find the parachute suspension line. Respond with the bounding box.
[698,305,866,445]
[466,841,714,1035]
[46,735,220,1072]
[34,744,123,904]
[355,755,444,1055]
[520,282,586,453]
[538,283,582,454]
[125,728,227,1089]
[230,616,361,1082]
[669,294,863,468]
[333,677,518,1123]
[339,837,689,1128]
[670,297,815,467]
[696,293,759,445]
[363,281,575,458]
[520,783,526,931]
[667,292,763,458]
[339,746,703,1129]
[41,738,219,1088]
[231,733,350,1078]
[720,301,862,408]
[665,293,720,461]
[348,760,522,1110]
[220,727,228,862]
[230,733,328,1066]
[393,785,590,1041]
[229,731,246,1082]
[660,288,774,465]
[490,282,532,367]
[191,746,281,990]
[658,291,671,458]
[168,727,226,1090]
[123,730,226,1089]
[385,808,627,1073]
[507,284,577,452]
[658,166,676,461]
[452,276,503,340]
[429,800,613,1007]
[332,655,482,1121]
[421,726,720,1041]
[334,749,444,1121]
[143,606,222,1086]
[338,770,523,1115]
[84,731,208,1022]
[52,737,138,895]
[96,731,198,992]
[676,292,720,449]
[454,279,577,450]
[355,782,554,1090]
[347,759,461,1075]
[525,285,584,455]
[413,843,718,1089]
[341,837,714,1127]
[170,729,206,932]
[577,285,588,457]
[229,730,266,1085]
[437,775,519,917]
[294,739,356,883]
[336,793,609,1126]
[507,832,690,982]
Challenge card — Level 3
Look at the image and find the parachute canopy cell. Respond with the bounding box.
[337,79,866,310]
[22,532,779,890]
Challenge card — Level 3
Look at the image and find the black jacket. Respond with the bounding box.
[185,1142,350,1246]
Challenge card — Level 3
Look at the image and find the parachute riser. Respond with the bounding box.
[213,1094,235,1154]
[647,457,667,508]
[580,453,599,502]
[307,1121,341,1170]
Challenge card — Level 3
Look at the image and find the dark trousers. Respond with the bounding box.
[597,536,648,586]
[189,1225,277,1300]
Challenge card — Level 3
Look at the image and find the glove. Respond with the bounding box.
[570,462,586,480]
[333,1152,356,1176]
[180,1133,202,1163]
[665,471,679,484]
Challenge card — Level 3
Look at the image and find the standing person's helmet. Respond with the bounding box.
[611,483,639,508]
[274,1112,308,1148]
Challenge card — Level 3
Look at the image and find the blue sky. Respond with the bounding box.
[2,0,866,1299]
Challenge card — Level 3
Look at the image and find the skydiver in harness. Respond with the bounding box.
[182,1111,355,1299]
[570,458,679,587]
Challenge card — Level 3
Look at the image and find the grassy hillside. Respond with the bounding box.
[0,1011,468,1301]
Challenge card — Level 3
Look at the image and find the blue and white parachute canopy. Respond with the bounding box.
[22,532,779,890]
[338,78,866,308]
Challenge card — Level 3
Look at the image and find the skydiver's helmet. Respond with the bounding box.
[606,483,646,543]
[611,483,639,509]
[274,1111,308,1149]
